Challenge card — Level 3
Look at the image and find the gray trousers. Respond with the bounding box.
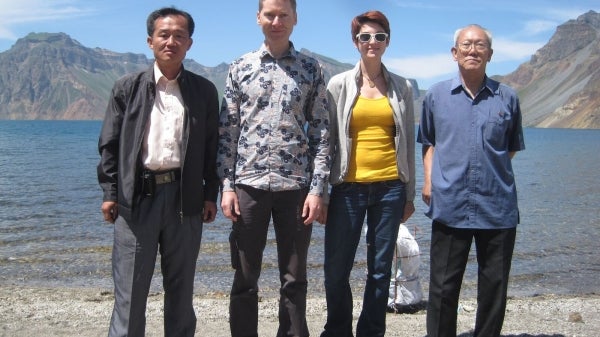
[229,185,312,337]
[108,182,203,337]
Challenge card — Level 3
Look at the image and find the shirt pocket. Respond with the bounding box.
[484,109,511,150]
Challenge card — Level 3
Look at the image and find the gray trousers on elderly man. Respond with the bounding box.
[108,182,203,337]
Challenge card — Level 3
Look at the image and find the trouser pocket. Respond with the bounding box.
[229,231,240,270]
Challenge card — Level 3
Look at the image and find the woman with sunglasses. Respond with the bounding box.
[319,10,416,337]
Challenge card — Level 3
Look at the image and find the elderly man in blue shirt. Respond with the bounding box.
[418,24,525,337]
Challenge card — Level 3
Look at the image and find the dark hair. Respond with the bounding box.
[351,10,390,42]
[258,0,296,12]
[146,7,195,37]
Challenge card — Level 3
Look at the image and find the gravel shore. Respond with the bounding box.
[1,285,598,337]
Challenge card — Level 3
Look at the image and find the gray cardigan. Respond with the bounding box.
[326,62,415,202]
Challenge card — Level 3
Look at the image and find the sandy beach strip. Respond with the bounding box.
[1,285,598,337]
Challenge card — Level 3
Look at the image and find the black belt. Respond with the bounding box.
[141,169,181,197]
[144,169,181,184]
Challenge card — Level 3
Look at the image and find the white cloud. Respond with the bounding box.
[518,5,599,36]
[492,38,545,62]
[389,1,444,10]
[0,0,93,39]
[541,7,594,23]
[522,20,558,36]
[0,26,16,40]
[384,53,456,80]
[382,37,545,88]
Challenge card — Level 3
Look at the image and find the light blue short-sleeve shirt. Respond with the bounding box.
[417,76,525,229]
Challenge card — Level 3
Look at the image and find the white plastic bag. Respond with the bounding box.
[388,224,423,311]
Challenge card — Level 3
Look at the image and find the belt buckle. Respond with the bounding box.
[155,172,173,184]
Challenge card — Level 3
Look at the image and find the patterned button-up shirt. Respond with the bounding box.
[217,43,330,196]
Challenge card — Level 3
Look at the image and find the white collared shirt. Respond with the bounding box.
[142,62,184,171]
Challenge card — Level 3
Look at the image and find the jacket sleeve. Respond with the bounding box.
[203,80,221,202]
[404,79,416,203]
[97,83,125,202]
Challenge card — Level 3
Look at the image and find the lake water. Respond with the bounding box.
[0,120,598,299]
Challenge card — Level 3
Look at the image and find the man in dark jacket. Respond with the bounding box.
[97,7,219,337]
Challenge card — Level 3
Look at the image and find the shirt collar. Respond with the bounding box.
[258,41,297,61]
[451,74,497,96]
[153,62,181,84]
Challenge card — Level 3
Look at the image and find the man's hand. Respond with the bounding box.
[302,194,322,225]
[316,204,328,224]
[101,201,118,223]
[203,201,217,223]
[422,145,434,206]
[220,191,240,222]
[421,183,431,206]
[402,201,415,223]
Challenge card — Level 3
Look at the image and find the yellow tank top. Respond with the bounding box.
[346,96,399,182]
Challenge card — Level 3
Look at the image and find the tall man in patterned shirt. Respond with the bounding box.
[217,0,330,336]
[418,24,525,337]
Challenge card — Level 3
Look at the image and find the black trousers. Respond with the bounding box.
[228,185,312,337]
[108,182,203,337]
[426,221,516,337]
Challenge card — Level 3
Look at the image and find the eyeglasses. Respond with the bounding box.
[356,32,388,43]
[457,41,489,52]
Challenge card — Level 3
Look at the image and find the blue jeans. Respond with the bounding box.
[321,180,406,337]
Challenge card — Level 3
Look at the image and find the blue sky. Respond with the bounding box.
[0,0,598,89]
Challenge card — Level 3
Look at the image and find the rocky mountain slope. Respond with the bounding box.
[0,33,146,119]
[0,33,362,120]
[496,10,600,129]
[1,10,599,128]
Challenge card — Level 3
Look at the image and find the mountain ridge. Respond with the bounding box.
[1,11,599,129]
[495,10,600,128]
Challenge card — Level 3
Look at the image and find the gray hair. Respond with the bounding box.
[453,24,493,48]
